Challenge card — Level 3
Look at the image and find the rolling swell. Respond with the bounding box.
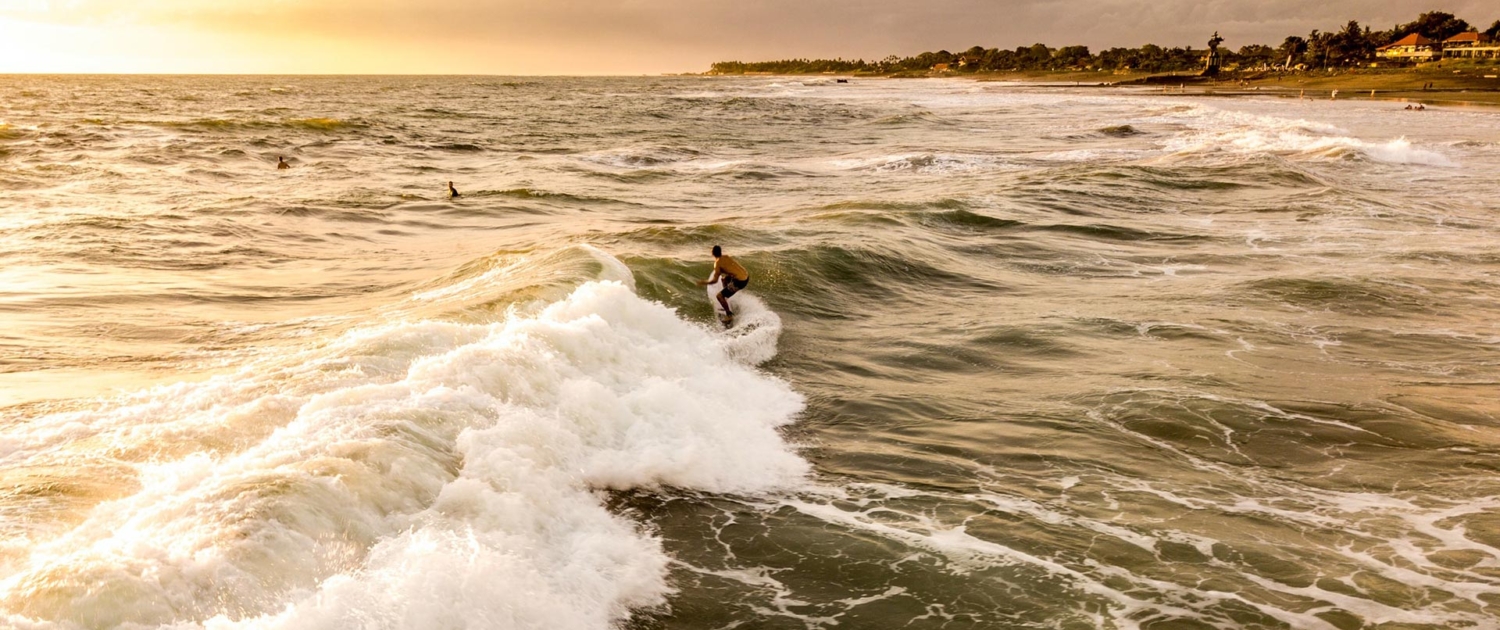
[867,110,953,126]
[486,188,630,205]
[607,223,782,249]
[1098,124,1142,137]
[1036,221,1204,242]
[144,117,366,133]
[621,240,1000,326]
[911,208,1025,233]
[1011,162,1327,206]
[1237,276,1437,316]
[741,245,1002,318]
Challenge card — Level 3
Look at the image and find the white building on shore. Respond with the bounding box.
[1441,32,1499,59]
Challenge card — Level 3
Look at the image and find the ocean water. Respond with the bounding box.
[1,75,1499,630]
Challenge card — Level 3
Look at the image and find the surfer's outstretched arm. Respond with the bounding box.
[696,261,723,287]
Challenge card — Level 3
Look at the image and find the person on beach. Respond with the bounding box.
[696,245,750,319]
[277,156,290,170]
[448,181,460,199]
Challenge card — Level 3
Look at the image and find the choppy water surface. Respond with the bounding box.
[2,75,1500,629]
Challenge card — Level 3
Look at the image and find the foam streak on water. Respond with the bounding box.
[2,76,1500,629]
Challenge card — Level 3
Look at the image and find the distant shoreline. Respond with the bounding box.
[707,68,1500,107]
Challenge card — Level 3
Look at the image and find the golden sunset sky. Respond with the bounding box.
[1,0,1495,74]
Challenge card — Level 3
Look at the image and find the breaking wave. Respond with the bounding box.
[1155,106,1455,166]
[830,152,1017,173]
[0,249,805,629]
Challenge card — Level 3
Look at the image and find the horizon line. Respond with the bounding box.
[0,72,708,77]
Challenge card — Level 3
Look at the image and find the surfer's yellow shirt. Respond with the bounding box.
[714,255,749,281]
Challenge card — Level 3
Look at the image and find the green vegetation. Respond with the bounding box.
[709,11,1500,75]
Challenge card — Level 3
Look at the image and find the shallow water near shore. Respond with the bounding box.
[2,75,1500,629]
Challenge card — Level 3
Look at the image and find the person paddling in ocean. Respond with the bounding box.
[448,181,460,199]
[696,245,749,320]
[276,156,290,170]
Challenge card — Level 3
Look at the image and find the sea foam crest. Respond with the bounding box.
[830,152,1016,174]
[0,272,806,629]
[1156,105,1455,166]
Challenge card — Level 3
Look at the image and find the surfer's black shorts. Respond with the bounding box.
[720,276,749,298]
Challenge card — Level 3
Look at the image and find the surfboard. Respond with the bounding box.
[706,280,733,328]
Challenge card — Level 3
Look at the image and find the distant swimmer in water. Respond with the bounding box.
[276,156,290,170]
[696,244,749,321]
[448,181,460,199]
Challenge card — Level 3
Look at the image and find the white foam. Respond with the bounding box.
[1033,148,1151,162]
[789,477,1500,629]
[0,272,806,628]
[1153,106,1456,166]
[828,152,1017,174]
[575,146,717,170]
[1360,137,1455,166]
[711,290,782,366]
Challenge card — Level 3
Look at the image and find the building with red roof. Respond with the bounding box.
[1378,34,1439,62]
[1442,32,1499,59]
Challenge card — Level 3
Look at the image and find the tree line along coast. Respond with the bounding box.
[706,10,1500,101]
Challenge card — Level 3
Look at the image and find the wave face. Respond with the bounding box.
[4,75,1500,629]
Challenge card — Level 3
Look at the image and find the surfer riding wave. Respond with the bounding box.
[697,245,749,321]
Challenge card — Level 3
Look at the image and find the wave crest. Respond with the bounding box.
[0,254,805,629]
[1156,106,1455,166]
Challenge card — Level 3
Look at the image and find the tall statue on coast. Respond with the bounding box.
[1203,31,1224,77]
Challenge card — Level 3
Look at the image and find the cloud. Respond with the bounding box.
[6,0,1498,73]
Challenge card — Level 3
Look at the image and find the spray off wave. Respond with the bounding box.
[0,251,806,629]
[1153,105,1456,166]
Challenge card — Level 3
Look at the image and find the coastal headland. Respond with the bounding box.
[707,9,1500,106]
[712,65,1500,108]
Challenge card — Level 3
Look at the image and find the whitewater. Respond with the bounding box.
[2,75,1500,629]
